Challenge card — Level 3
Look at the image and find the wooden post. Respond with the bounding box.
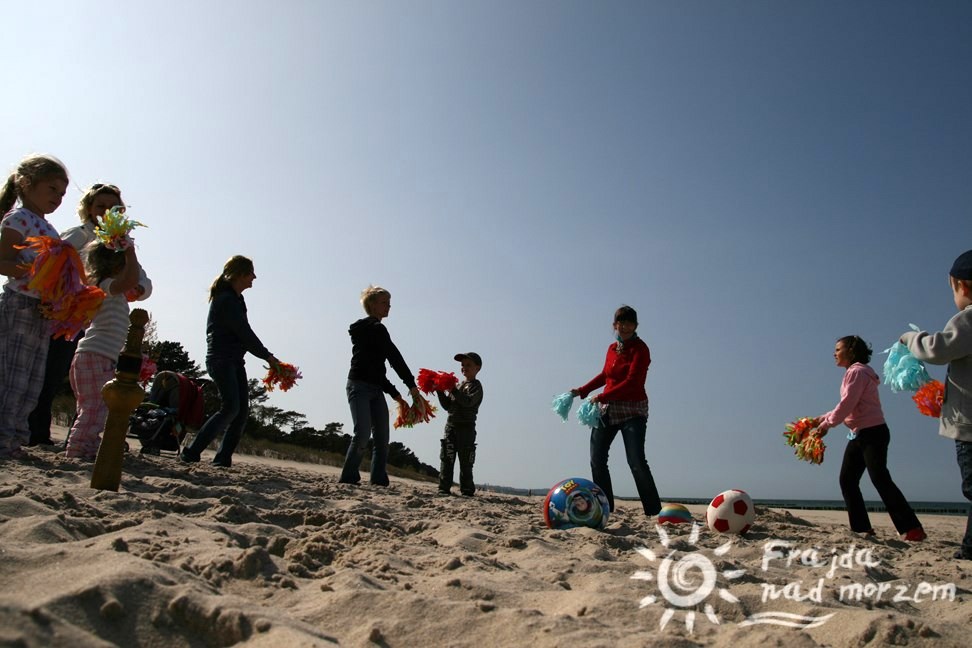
[90,308,149,491]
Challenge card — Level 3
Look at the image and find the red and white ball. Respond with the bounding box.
[705,489,755,534]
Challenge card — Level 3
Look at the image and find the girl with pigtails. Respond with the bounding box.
[0,154,70,458]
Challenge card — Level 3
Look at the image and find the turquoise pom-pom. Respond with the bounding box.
[882,341,931,393]
[577,399,603,428]
[551,392,575,422]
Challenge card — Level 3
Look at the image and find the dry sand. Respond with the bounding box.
[1,429,970,647]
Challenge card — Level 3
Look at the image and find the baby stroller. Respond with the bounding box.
[129,371,206,455]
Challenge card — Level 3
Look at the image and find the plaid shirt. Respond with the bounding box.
[600,399,649,426]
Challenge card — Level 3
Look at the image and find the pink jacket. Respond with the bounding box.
[823,363,886,432]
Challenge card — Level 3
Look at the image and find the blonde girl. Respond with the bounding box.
[0,154,70,458]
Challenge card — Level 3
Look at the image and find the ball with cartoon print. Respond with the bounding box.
[543,477,611,529]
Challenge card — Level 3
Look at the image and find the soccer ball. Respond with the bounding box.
[705,489,755,534]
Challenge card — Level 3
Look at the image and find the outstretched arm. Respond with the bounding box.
[901,319,972,366]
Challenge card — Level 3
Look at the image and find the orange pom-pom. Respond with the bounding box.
[913,380,944,418]
[393,395,437,429]
[263,362,302,392]
[783,416,826,464]
[18,236,104,340]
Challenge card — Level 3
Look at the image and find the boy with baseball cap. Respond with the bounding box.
[436,352,484,496]
[901,249,972,559]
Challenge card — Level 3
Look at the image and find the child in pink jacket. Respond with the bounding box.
[817,335,925,541]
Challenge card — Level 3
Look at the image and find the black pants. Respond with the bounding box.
[28,335,80,445]
[839,423,920,533]
[440,423,476,495]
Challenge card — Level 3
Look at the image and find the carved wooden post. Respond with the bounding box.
[91,308,149,491]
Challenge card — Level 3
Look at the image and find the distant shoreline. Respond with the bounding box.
[483,483,968,516]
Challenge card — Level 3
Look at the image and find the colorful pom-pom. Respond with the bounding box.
[417,368,459,394]
[139,355,158,386]
[393,394,437,429]
[882,341,932,393]
[576,399,603,428]
[263,362,302,392]
[17,236,105,340]
[796,435,826,465]
[93,206,145,251]
[913,380,944,418]
[551,392,575,422]
[784,416,826,465]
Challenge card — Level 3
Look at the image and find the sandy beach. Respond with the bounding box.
[1,430,970,647]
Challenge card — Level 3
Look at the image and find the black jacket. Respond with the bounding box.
[347,316,416,399]
[206,286,272,364]
[437,379,483,426]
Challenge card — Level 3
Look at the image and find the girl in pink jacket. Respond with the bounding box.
[817,335,925,541]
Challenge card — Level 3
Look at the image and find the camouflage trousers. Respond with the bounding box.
[440,423,477,495]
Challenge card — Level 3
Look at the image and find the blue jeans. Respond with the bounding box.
[183,358,248,466]
[956,440,972,555]
[590,415,661,516]
[340,380,390,485]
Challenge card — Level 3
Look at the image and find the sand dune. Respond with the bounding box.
[1,439,970,647]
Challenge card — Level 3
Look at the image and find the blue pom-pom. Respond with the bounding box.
[882,341,931,392]
[577,399,603,428]
[551,392,575,422]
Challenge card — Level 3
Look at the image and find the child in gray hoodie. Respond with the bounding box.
[901,249,972,559]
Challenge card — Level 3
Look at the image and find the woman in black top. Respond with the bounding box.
[340,285,422,486]
[181,255,279,468]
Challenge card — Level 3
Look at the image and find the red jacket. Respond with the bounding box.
[576,337,651,402]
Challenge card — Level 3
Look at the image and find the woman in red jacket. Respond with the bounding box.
[572,305,662,518]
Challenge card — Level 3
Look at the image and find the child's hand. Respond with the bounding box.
[409,387,426,415]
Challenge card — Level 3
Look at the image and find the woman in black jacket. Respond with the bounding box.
[181,255,279,468]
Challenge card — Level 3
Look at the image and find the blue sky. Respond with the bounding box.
[4,1,970,502]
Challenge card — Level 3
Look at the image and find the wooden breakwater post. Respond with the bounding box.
[90,308,149,491]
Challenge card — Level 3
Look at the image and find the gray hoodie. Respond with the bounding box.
[902,305,972,442]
